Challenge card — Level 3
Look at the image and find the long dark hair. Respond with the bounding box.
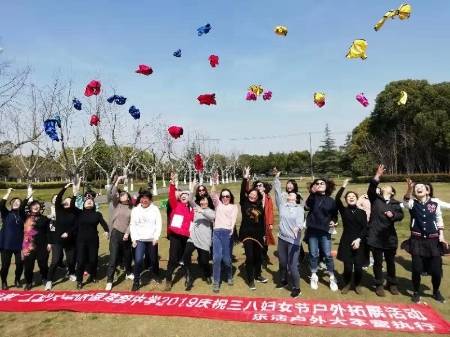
[219,188,235,204]
[310,178,336,196]
[195,185,214,210]
[286,179,302,204]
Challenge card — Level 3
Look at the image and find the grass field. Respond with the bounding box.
[0,179,449,337]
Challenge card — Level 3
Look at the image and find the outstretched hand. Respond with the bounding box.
[375,164,385,179]
[64,182,73,189]
[342,178,350,188]
[243,166,251,179]
[272,167,281,178]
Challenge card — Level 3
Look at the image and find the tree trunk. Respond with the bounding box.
[162,173,166,187]
[152,173,158,196]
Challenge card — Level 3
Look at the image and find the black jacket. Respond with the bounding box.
[75,208,109,242]
[366,179,404,250]
[335,187,368,263]
[305,192,338,233]
[238,179,265,246]
[50,187,77,245]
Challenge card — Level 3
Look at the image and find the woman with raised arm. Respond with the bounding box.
[74,194,109,289]
[305,177,339,292]
[164,172,194,291]
[404,179,446,303]
[46,182,78,290]
[0,188,29,289]
[129,189,162,291]
[239,166,267,291]
[182,181,215,290]
[210,172,238,293]
[366,164,404,297]
[21,187,51,290]
[105,175,134,291]
[273,168,304,298]
[335,179,368,295]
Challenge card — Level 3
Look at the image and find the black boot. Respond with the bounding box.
[131,281,140,292]
[185,268,194,291]
[24,283,32,290]
[1,282,7,290]
[14,279,21,288]
[76,282,83,289]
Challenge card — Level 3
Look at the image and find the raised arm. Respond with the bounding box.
[210,172,221,207]
[0,188,12,218]
[403,178,414,210]
[368,164,384,203]
[240,166,250,206]
[168,172,178,210]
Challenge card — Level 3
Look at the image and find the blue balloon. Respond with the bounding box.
[173,49,182,57]
[72,98,82,111]
[197,23,211,36]
[128,106,140,120]
[44,119,60,141]
[107,95,127,105]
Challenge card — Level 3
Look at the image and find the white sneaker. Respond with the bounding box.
[69,274,77,282]
[310,273,319,290]
[45,281,52,291]
[330,276,338,292]
[126,274,135,280]
[105,282,113,291]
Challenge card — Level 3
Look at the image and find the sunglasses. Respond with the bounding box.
[256,183,264,187]
[314,182,326,186]
[221,195,231,199]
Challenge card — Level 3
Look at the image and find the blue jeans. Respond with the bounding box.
[212,229,232,285]
[308,232,334,274]
[134,241,158,282]
[278,238,301,288]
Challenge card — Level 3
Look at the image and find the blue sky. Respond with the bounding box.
[1,0,449,154]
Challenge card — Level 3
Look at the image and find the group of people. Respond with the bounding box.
[0,165,447,303]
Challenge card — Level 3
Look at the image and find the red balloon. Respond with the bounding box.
[84,80,101,97]
[90,114,100,126]
[197,93,216,105]
[168,125,183,139]
[194,154,204,172]
[135,64,153,76]
[208,55,219,68]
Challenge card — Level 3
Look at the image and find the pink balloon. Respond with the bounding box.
[356,93,369,107]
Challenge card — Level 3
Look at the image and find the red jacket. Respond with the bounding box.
[168,183,194,237]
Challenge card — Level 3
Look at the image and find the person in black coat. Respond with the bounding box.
[367,164,404,297]
[22,199,51,290]
[305,178,339,292]
[0,188,29,289]
[46,183,78,290]
[75,196,109,289]
[336,179,368,295]
[239,167,267,290]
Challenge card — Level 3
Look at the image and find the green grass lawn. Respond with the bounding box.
[0,180,449,337]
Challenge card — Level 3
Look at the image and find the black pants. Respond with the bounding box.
[412,254,442,293]
[106,229,132,282]
[76,238,99,282]
[166,233,188,282]
[371,247,397,286]
[48,243,76,281]
[243,240,262,283]
[182,241,211,278]
[1,250,23,283]
[343,261,363,286]
[23,248,49,285]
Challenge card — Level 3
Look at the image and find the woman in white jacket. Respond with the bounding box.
[129,190,162,291]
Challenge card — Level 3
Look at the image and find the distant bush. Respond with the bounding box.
[351,174,450,184]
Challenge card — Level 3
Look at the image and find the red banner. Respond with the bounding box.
[0,290,449,334]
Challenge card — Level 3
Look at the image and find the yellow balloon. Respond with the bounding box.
[346,39,368,60]
[274,26,288,36]
[374,3,412,31]
[397,91,408,105]
[248,85,264,96]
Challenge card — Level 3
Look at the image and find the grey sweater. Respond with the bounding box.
[274,177,305,245]
[188,200,215,251]
[110,186,132,235]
